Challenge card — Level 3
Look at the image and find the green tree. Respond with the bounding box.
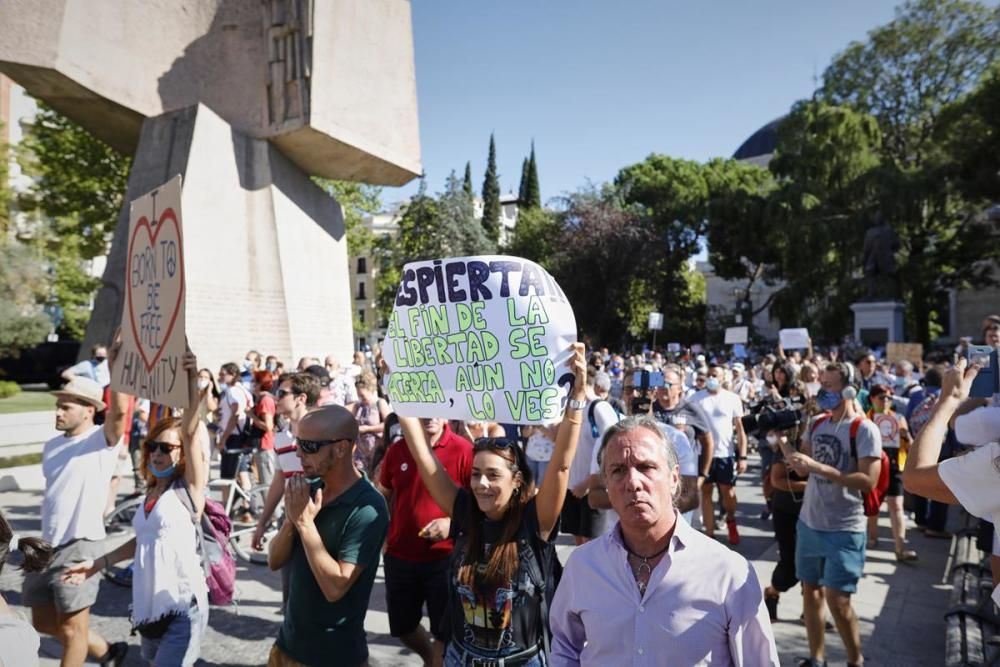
[506,206,560,270]
[19,103,130,339]
[314,179,383,256]
[936,60,1000,202]
[0,121,11,235]
[767,100,883,336]
[481,133,501,242]
[463,161,474,197]
[0,241,51,359]
[524,142,541,209]
[439,170,494,256]
[518,157,529,204]
[821,0,1000,343]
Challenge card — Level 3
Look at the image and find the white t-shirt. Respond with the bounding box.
[939,442,1000,607]
[41,426,123,547]
[572,400,619,488]
[219,384,252,432]
[274,426,303,477]
[691,389,745,458]
[954,407,1000,447]
[67,359,110,388]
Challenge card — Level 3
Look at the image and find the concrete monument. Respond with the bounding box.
[853,211,905,344]
[0,0,421,370]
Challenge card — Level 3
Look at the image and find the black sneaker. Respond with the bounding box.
[795,658,827,667]
[764,594,778,621]
[99,641,128,667]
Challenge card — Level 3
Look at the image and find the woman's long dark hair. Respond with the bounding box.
[459,439,536,587]
[771,361,796,398]
[0,509,53,574]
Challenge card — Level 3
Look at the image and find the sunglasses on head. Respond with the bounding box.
[297,438,349,454]
[474,437,516,450]
[145,440,181,455]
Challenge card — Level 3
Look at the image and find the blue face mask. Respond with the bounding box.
[147,463,176,479]
[816,388,843,411]
[706,377,721,392]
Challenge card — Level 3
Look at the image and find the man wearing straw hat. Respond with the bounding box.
[22,341,132,667]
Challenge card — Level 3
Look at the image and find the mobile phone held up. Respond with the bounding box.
[965,345,999,398]
[307,477,325,499]
[632,370,665,390]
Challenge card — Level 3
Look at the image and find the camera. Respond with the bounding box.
[741,398,805,437]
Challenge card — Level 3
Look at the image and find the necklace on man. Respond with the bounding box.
[624,541,670,595]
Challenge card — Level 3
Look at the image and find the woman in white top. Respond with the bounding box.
[0,510,54,667]
[65,352,208,667]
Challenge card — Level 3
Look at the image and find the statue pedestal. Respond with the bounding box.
[850,301,905,346]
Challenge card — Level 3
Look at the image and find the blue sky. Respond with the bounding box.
[383,1,903,206]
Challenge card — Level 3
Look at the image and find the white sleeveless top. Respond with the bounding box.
[131,487,208,624]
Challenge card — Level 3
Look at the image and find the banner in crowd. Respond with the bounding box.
[779,327,810,350]
[381,256,577,424]
[724,326,748,345]
[886,342,923,366]
[112,175,188,408]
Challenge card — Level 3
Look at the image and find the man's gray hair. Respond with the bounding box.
[594,371,611,392]
[596,415,680,501]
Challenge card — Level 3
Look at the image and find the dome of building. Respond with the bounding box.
[732,117,784,165]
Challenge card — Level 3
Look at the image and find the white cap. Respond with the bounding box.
[954,406,1000,447]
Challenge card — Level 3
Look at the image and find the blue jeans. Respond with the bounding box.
[445,642,546,667]
[140,603,208,667]
[526,457,549,487]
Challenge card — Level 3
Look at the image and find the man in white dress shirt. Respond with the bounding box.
[550,415,778,666]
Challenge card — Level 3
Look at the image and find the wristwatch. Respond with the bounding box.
[567,398,587,411]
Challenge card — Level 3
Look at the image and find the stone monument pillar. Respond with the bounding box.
[851,211,906,345]
[0,0,421,370]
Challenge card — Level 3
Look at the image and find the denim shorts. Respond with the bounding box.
[140,602,208,667]
[444,642,546,667]
[795,520,867,593]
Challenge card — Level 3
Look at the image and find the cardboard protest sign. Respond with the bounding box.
[779,328,810,350]
[381,256,577,424]
[885,342,923,366]
[724,326,748,345]
[112,175,188,408]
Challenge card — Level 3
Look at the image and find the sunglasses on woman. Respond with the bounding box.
[145,440,182,455]
[473,437,516,451]
[297,438,350,454]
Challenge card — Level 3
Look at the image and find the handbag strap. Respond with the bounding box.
[173,479,211,580]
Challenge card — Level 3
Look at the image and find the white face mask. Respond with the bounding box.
[197,378,210,390]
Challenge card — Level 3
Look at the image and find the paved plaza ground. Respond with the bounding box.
[0,409,958,666]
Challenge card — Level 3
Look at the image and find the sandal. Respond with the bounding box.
[895,549,918,562]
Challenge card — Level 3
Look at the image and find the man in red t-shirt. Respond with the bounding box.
[379,417,472,666]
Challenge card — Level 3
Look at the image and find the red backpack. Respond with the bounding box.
[810,414,890,517]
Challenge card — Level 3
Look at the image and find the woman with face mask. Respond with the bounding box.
[64,353,209,667]
[762,426,810,621]
[393,343,587,666]
[865,383,916,560]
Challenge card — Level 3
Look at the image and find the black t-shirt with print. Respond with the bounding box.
[447,488,552,656]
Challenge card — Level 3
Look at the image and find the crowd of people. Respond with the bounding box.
[1,316,999,666]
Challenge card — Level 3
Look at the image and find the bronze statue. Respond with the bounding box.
[861,211,901,300]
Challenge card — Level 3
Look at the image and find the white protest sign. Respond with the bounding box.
[381,256,577,424]
[648,312,663,331]
[724,326,748,345]
[112,175,188,408]
[779,328,811,350]
[667,342,681,353]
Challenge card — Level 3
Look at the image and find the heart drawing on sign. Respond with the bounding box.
[126,208,184,373]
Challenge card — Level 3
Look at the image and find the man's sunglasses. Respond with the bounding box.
[276,389,300,399]
[297,438,350,454]
[145,440,182,455]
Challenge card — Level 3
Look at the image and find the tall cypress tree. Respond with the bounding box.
[525,141,541,209]
[481,133,501,242]
[463,161,474,197]
[518,157,529,204]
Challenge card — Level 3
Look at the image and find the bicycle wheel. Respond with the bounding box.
[229,484,279,565]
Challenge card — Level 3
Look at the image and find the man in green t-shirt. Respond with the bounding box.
[267,405,389,667]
